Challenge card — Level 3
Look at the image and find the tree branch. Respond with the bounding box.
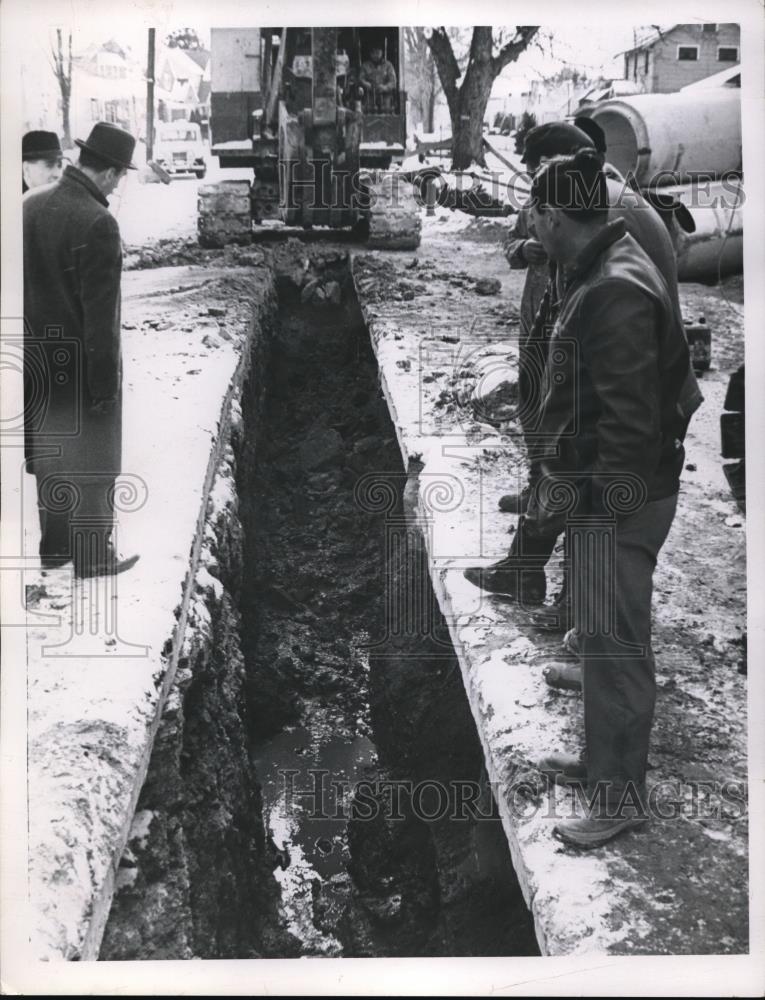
[492,25,539,77]
[427,27,461,117]
[469,26,493,66]
[428,27,460,87]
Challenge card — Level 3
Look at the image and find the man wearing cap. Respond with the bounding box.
[22,130,63,193]
[466,122,701,618]
[24,122,139,577]
[500,123,601,516]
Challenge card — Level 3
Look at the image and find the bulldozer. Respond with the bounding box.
[198,26,421,250]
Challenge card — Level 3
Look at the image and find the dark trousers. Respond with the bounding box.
[35,470,116,569]
[517,336,551,458]
[509,512,558,570]
[573,493,678,802]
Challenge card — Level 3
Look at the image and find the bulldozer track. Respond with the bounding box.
[198,180,253,249]
[366,173,421,251]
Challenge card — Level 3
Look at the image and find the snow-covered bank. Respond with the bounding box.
[23,262,276,959]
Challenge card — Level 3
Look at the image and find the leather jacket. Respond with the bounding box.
[530,218,693,527]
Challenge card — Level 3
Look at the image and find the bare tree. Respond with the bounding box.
[50,28,73,147]
[427,26,539,168]
[165,27,203,50]
[404,27,440,134]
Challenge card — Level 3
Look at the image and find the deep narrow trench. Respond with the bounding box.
[237,264,540,957]
[100,252,539,960]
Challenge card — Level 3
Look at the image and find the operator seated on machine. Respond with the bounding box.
[359,46,397,113]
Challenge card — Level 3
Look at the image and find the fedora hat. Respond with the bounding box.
[22,130,63,161]
[75,122,137,170]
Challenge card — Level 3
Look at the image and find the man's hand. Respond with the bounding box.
[90,397,117,415]
[522,239,548,265]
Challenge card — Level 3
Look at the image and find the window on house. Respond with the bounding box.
[90,97,99,120]
[703,23,717,33]
[718,46,739,62]
[678,46,699,61]
[644,51,649,74]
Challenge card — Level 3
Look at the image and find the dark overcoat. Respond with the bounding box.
[23,165,123,484]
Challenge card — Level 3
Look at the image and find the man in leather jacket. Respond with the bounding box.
[496,150,694,847]
[472,121,702,634]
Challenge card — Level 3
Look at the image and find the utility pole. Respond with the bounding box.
[146,28,155,161]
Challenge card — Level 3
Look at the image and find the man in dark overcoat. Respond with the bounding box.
[24,122,139,577]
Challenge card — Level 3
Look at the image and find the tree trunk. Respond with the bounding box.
[427,27,539,171]
[450,63,493,169]
[426,60,436,133]
[426,90,435,134]
[61,97,72,147]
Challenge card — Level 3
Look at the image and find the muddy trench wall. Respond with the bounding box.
[100,273,295,960]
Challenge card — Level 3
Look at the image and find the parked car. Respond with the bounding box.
[154,121,206,179]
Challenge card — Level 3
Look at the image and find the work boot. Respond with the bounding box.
[552,813,648,849]
[463,557,546,604]
[562,628,579,656]
[544,662,582,692]
[553,781,648,848]
[538,752,588,788]
[524,588,571,633]
[497,486,531,514]
[40,553,71,570]
[75,544,140,579]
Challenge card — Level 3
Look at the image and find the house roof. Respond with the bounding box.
[183,48,210,71]
[681,64,741,90]
[579,78,642,104]
[160,45,204,81]
[616,24,679,57]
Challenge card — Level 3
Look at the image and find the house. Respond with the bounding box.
[155,46,210,124]
[619,23,740,94]
[71,40,145,138]
[21,37,145,148]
